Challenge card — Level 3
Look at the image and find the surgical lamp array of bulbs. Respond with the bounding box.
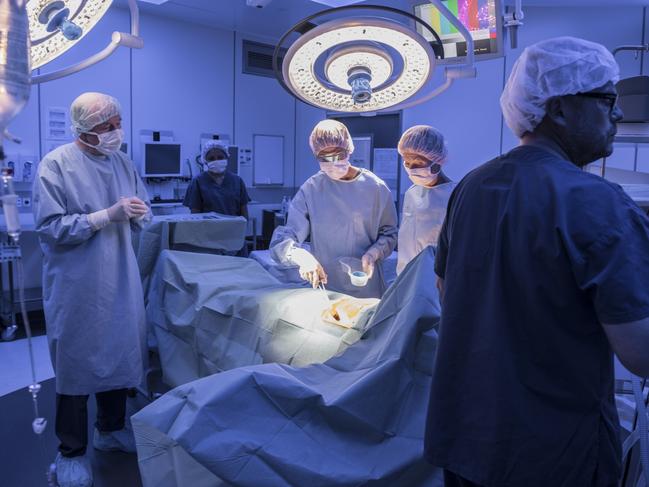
[274,1,480,114]
[0,0,143,142]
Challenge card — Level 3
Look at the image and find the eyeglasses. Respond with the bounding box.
[317,151,348,163]
[403,157,432,169]
[574,92,618,111]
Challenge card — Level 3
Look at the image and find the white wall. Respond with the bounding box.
[234,32,297,190]
[132,13,235,177]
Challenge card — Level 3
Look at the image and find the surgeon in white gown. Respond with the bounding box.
[397,125,455,275]
[33,93,151,487]
[271,120,398,298]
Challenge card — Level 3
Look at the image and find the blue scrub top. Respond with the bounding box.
[183,171,250,216]
[426,145,649,486]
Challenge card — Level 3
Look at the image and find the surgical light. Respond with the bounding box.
[274,2,477,114]
[0,0,142,140]
[284,19,433,112]
[28,0,114,69]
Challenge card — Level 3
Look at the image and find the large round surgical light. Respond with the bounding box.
[28,0,113,69]
[282,17,435,112]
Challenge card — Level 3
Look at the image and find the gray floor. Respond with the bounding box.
[0,378,146,487]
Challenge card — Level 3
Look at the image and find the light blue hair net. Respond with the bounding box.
[500,36,620,138]
[398,125,447,165]
[309,119,355,155]
[202,141,229,163]
[70,92,121,137]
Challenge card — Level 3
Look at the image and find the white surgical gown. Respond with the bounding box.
[397,182,455,275]
[33,143,151,395]
[271,169,398,298]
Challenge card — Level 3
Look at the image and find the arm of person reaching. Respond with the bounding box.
[269,188,326,288]
[362,186,399,277]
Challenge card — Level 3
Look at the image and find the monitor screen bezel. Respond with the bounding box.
[413,0,504,65]
[142,141,183,178]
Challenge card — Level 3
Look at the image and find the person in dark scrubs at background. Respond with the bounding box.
[426,37,649,487]
[184,140,250,218]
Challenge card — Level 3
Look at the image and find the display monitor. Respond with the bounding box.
[414,0,503,63]
[142,142,182,178]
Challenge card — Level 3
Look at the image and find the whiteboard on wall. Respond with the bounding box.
[253,134,284,186]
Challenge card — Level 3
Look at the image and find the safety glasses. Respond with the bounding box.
[317,151,348,163]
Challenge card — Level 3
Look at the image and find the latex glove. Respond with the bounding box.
[107,197,148,222]
[291,247,328,288]
[361,252,377,279]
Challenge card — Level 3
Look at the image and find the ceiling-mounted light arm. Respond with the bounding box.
[386,0,477,112]
[378,0,478,112]
[613,44,649,58]
[503,0,524,49]
[387,66,476,112]
[130,0,140,37]
[31,0,143,85]
[272,4,446,102]
[429,0,474,68]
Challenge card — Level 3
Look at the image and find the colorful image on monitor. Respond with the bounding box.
[415,0,500,60]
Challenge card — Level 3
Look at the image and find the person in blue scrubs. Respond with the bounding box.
[426,37,649,487]
[184,141,250,218]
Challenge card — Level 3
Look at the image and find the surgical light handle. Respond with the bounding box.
[31,0,143,84]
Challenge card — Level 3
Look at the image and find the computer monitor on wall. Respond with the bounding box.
[414,0,503,63]
[142,142,182,178]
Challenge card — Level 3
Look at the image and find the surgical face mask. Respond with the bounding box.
[81,128,124,155]
[319,159,350,180]
[207,159,228,174]
[405,164,440,187]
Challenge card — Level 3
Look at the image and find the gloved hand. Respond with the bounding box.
[361,252,377,278]
[291,247,328,288]
[107,197,148,222]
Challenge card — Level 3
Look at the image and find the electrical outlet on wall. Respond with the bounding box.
[22,198,31,207]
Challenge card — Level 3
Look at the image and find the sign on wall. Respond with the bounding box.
[253,134,284,186]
